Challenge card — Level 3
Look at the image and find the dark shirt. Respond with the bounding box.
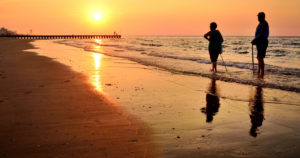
[209,30,223,52]
[255,21,269,39]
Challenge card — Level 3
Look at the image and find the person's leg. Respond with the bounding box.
[260,39,267,76]
[211,63,214,72]
[257,57,261,74]
[257,39,268,76]
[209,50,214,71]
[260,58,264,76]
[257,57,264,76]
[215,53,219,72]
[256,43,263,74]
[213,62,217,72]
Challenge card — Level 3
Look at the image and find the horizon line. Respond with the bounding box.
[123,35,300,37]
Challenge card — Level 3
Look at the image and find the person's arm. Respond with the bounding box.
[204,31,211,41]
[220,32,224,43]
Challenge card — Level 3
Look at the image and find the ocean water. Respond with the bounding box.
[55,36,300,93]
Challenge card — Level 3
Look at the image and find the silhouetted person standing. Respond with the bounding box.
[249,86,264,137]
[251,12,269,76]
[204,22,224,73]
[201,78,220,123]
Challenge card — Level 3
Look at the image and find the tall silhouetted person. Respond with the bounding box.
[204,22,224,73]
[249,86,264,137]
[251,12,269,76]
[201,78,220,123]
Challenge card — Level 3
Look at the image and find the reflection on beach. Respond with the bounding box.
[249,86,264,137]
[201,78,220,123]
[90,39,104,93]
[91,53,103,92]
[93,39,103,52]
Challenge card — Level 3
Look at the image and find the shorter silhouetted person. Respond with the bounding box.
[204,22,224,73]
[251,12,269,76]
[201,78,220,122]
[249,86,264,137]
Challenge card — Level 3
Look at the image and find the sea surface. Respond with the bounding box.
[55,36,300,93]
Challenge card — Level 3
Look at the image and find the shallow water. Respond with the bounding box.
[55,36,300,93]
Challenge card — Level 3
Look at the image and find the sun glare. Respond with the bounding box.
[93,13,102,21]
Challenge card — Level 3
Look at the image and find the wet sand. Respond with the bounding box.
[29,39,300,158]
[1,38,300,158]
[82,54,300,158]
[0,39,154,158]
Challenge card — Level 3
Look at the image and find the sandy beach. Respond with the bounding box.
[1,38,300,158]
[1,0,300,157]
[0,39,154,158]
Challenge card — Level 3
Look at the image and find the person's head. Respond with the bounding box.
[257,12,266,23]
[210,22,217,31]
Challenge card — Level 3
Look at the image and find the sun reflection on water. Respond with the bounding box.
[90,39,104,92]
[93,39,103,52]
[92,53,103,92]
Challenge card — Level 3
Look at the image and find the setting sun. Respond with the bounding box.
[93,13,102,21]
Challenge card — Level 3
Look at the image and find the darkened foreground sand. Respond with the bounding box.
[0,39,154,158]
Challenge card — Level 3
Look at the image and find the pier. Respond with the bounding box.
[0,34,121,39]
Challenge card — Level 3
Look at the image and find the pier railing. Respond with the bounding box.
[0,34,121,39]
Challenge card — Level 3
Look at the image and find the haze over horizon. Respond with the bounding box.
[1,0,299,36]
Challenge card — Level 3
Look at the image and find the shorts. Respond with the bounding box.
[209,49,220,62]
[256,39,268,59]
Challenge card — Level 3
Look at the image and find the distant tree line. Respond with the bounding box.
[0,27,17,36]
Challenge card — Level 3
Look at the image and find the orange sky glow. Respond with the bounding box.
[1,0,299,36]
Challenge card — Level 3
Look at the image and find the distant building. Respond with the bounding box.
[0,27,17,36]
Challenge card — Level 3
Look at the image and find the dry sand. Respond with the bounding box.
[0,39,154,158]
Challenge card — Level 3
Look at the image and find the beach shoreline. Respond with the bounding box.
[0,39,155,158]
[1,38,300,158]
[27,39,300,158]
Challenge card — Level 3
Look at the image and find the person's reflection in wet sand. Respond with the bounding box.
[201,78,220,123]
[249,86,264,137]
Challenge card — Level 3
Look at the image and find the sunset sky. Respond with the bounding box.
[1,0,299,36]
